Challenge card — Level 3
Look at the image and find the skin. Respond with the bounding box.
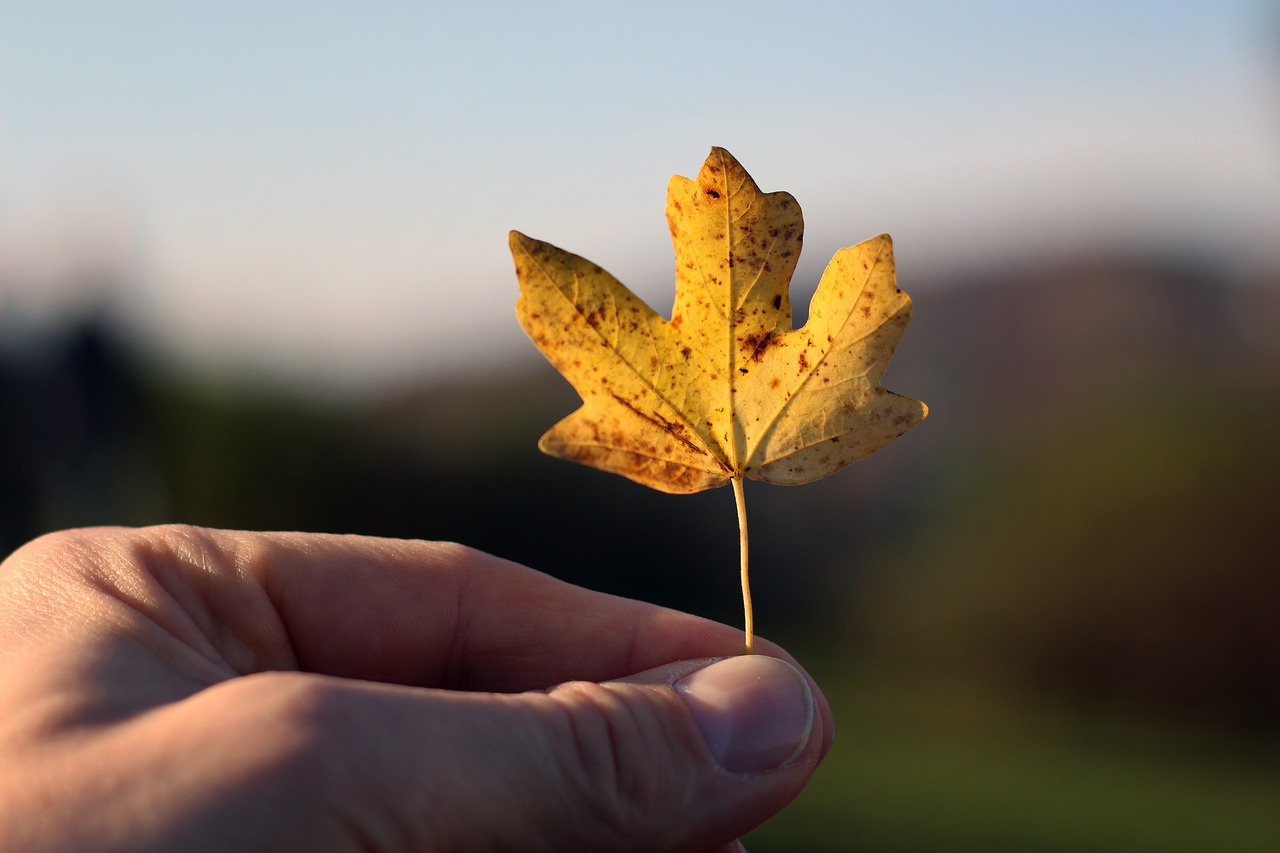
[0,525,832,852]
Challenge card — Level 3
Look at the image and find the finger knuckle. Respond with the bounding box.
[541,680,697,848]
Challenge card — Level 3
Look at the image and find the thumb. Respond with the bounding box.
[340,655,829,852]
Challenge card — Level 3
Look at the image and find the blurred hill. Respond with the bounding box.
[861,257,1280,732]
[3,253,1278,733]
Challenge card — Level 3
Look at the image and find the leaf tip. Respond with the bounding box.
[707,145,743,170]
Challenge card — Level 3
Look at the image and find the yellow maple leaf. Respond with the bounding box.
[512,147,926,652]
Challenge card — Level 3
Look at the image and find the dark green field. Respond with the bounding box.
[748,662,1280,852]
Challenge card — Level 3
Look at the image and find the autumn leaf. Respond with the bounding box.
[511,147,926,651]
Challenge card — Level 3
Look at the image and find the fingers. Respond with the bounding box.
[61,525,789,691]
[162,656,826,852]
[1,655,816,852]
[1,527,832,851]
[231,528,745,690]
[2,525,831,759]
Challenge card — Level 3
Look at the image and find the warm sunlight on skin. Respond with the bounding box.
[0,525,834,851]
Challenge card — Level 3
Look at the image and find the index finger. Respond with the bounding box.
[142,526,774,691]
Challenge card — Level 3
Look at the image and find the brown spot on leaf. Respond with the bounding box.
[706,188,721,199]
[772,295,782,310]
[609,392,706,454]
[739,330,773,363]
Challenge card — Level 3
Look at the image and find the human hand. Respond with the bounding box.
[0,526,832,852]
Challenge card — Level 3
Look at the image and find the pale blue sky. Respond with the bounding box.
[2,1,1278,390]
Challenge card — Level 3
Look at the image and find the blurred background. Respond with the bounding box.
[3,1,1280,849]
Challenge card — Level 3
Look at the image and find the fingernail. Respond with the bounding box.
[675,655,814,774]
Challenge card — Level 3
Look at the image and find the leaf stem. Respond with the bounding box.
[732,474,753,655]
